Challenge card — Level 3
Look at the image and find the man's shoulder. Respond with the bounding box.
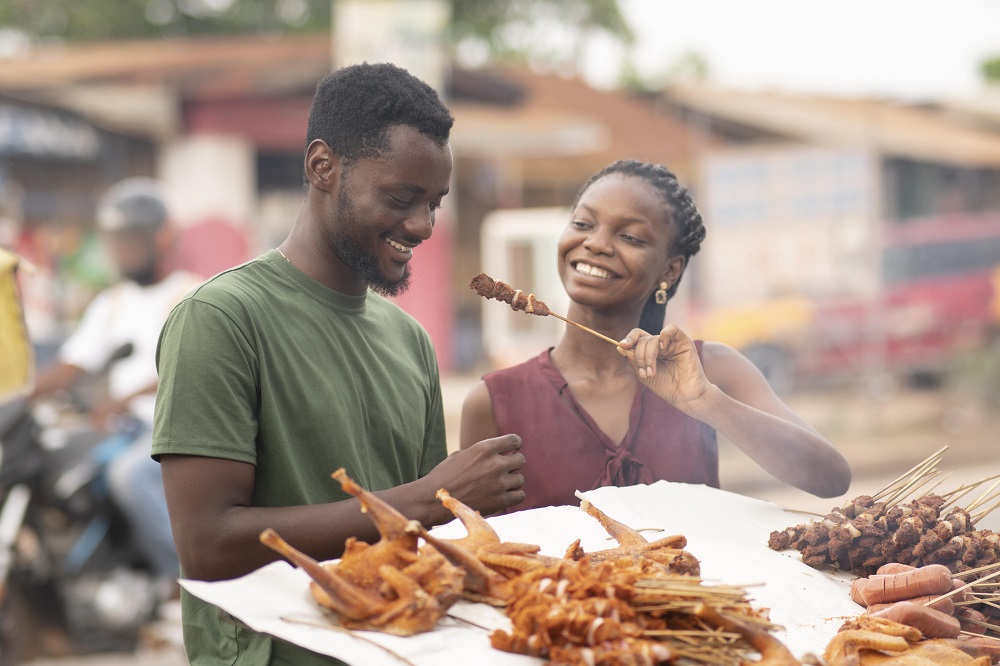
[183,256,274,304]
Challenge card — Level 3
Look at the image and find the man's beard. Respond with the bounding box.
[331,187,412,297]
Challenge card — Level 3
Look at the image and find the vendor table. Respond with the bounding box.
[182,481,864,665]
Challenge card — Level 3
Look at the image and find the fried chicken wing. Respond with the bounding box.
[567,499,701,575]
[418,488,554,606]
[258,469,464,635]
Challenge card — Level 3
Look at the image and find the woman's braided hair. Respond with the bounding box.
[571,159,707,333]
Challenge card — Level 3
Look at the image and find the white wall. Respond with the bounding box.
[158,135,256,228]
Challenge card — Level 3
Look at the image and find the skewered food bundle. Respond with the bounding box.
[768,449,1000,578]
[848,563,985,639]
[486,499,794,665]
[768,448,1000,631]
[563,498,701,576]
[470,272,551,316]
[418,488,558,606]
[767,493,999,576]
[259,469,465,635]
[823,614,998,665]
[471,271,627,347]
[491,558,795,666]
[819,562,1000,664]
[421,490,702,608]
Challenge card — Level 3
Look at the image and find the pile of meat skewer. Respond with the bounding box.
[767,493,1000,576]
[768,447,1000,631]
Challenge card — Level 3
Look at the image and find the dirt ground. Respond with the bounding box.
[24,378,1000,665]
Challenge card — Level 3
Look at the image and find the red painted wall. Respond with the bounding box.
[391,211,455,372]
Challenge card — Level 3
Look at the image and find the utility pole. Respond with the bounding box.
[331,0,458,371]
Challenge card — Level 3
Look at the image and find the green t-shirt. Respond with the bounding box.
[153,250,447,665]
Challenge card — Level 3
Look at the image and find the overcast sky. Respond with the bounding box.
[581,0,1000,99]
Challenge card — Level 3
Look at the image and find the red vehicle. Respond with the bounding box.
[693,213,1000,393]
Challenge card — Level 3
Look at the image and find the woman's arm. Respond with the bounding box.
[459,380,499,451]
[619,324,851,498]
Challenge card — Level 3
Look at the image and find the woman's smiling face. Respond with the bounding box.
[558,173,680,311]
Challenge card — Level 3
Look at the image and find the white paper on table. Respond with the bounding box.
[181,481,862,665]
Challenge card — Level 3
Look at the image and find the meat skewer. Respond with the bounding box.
[469,272,551,315]
[470,273,620,347]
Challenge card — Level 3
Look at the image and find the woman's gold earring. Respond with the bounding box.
[655,281,669,305]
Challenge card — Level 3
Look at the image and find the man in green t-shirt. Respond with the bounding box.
[152,62,526,665]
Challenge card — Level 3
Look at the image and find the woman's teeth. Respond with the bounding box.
[575,262,612,279]
[386,238,411,253]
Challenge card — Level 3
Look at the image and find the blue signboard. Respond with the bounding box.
[0,105,99,159]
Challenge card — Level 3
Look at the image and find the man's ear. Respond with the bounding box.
[304,140,338,193]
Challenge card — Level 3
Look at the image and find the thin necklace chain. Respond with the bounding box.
[276,248,290,262]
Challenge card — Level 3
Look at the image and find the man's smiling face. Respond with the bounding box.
[327,124,452,296]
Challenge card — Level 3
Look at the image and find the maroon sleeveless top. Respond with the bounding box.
[483,346,720,511]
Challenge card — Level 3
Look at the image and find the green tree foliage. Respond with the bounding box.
[0,0,330,42]
[983,55,1000,84]
[449,0,633,66]
[0,0,632,71]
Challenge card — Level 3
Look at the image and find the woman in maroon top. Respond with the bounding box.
[460,159,851,511]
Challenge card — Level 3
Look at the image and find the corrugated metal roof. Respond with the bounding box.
[451,67,712,185]
[14,36,992,176]
[0,34,332,138]
[0,34,332,97]
[664,86,1000,167]
[0,35,704,176]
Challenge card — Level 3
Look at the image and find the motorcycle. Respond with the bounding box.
[0,343,164,664]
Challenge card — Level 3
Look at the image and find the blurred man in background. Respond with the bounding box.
[30,177,202,593]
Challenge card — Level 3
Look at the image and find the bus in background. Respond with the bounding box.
[692,212,1000,394]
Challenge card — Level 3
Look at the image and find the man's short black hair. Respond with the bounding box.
[306,62,454,163]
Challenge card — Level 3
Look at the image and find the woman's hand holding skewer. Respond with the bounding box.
[621,323,851,498]
[617,324,714,409]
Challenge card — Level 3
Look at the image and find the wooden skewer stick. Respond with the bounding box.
[943,476,1000,517]
[941,473,1000,501]
[921,471,953,498]
[883,470,944,508]
[952,561,1000,578]
[872,446,947,501]
[548,312,622,346]
[926,567,1000,608]
[473,275,625,348]
[959,591,1000,600]
[959,623,1000,637]
[882,467,943,507]
[967,479,1000,513]
[972,496,1000,526]
[943,485,984,511]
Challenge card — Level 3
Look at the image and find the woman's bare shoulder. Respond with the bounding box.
[699,340,766,388]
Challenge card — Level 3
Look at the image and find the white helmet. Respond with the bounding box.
[96,177,169,233]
